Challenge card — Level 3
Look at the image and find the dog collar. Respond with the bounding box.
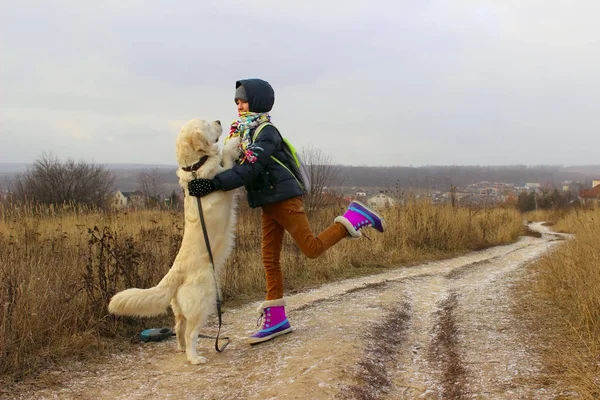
[182,155,209,172]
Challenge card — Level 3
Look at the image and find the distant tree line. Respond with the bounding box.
[96,164,600,194]
[4,152,598,211]
[517,188,580,213]
[34,163,597,195]
[333,165,598,190]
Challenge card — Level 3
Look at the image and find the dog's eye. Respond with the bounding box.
[215,138,219,143]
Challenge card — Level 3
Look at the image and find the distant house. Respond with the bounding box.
[525,183,541,190]
[122,190,145,208]
[579,185,600,204]
[561,181,572,192]
[492,182,512,191]
[355,189,367,197]
[112,190,127,209]
[366,193,397,209]
[471,181,490,189]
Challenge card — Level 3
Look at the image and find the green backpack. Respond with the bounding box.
[254,123,311,193]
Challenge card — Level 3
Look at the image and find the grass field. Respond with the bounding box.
[522,205,600,398]
[0,199,523,382]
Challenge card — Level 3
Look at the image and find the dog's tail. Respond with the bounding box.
[108,272,180,317]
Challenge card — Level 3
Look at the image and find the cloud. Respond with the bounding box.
[56,121,93,141]
[1,0,600,166]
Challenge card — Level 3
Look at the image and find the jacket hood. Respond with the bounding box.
[236,79,275,113]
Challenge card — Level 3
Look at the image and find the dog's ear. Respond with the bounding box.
[212,120,223,143]
[188,130,211,153]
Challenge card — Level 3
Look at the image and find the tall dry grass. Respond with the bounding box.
[0,199,523,382]
[0,203,183,383]
[525,206,600,398]
[524,208,568,225]
[224,201,523,302]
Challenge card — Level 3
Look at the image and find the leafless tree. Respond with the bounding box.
[137,168,167,207]
[300,145,343,214]
[12,152,115,208]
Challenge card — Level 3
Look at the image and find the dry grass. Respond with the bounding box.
[225,201,524,304]
[0,203,182,384]
[520,205,600,398]
[0,199,523,383]
[524,208,569,225]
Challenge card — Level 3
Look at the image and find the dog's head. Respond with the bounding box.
[175,119,223,168]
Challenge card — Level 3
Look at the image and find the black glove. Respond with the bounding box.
[188,178,216,197]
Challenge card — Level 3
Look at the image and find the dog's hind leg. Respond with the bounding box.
[178,285,210,365]
[171,300,186,353]
[184,317,206,365]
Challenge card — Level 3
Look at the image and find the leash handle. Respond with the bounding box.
[196,196,230,352]
[215,299,230,352]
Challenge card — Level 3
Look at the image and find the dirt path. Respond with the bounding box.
[7,223,566,400]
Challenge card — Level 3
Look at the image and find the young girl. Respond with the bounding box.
[187,78,385,344]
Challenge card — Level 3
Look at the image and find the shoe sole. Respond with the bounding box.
[247,327,293,345]
[351,200,387,232]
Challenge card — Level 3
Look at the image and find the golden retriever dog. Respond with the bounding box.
[109,119,240,364]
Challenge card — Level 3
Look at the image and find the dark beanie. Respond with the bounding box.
[234,85,248,102]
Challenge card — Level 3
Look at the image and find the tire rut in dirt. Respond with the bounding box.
[445,243,538,281]
[291,281,390,313]
[445,259,492,280]
[337,301,411,400]
[428,291,468,399]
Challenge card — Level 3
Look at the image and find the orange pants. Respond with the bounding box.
[261,196,348,300]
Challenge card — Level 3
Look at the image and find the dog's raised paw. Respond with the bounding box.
[222,137,241,166]
[189,356,208,365]
[224,136,241,152]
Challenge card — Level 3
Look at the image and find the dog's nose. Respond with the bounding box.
[215,120,221,126]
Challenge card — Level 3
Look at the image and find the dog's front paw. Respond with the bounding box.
[224,136,241,152]
[189,355,208,365]
[222,137,241,167]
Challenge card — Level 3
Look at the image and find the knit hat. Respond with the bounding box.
[234,85,248,103]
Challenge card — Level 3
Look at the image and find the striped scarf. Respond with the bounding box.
[227,112,271,164]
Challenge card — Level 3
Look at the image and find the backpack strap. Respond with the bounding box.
[252,122,305,192]
[252,122,276,143]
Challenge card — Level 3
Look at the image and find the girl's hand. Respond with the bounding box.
[188,178,216,197]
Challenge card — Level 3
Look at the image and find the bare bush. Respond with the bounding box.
[137,168,167,207]
[300,145,342,214]
[12,152,115,208]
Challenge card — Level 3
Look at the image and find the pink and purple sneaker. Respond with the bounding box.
[248,299,293,345]
[335,200,386,238]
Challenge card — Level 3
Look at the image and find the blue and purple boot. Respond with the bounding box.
[247,299,293,345]
[334,200,386,238]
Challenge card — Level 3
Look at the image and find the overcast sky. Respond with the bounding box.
[1,0,599,167]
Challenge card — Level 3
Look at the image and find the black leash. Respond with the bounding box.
[195,192,230,352]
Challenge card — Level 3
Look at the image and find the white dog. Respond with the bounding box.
[108,119,240,364]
